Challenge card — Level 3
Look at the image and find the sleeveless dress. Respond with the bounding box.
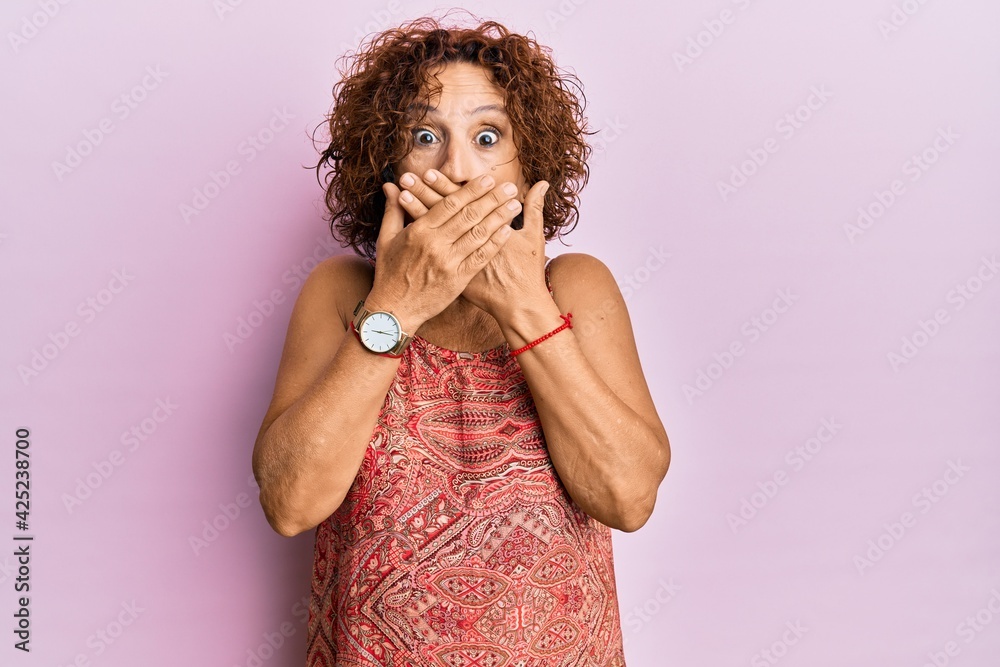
[305,257,627,666]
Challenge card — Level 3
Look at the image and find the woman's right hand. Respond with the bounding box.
[365,174,523,331]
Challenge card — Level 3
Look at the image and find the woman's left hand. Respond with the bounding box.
[395,170,551,322]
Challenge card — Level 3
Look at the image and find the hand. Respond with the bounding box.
[396,169,551,322]
[369,173,523,331]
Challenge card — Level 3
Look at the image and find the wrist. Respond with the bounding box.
[497,298,565,350]
[358,288,423,334]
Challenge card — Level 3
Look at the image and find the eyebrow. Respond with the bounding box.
[405,102,508,118]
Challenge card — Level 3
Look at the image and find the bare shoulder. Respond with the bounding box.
[308,253,374,329]
[254,253,373,439]
[547,251,670,450]
[546,252,619,311]
[546,251,629,349]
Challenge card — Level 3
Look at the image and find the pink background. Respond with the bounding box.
[2,1,999,665]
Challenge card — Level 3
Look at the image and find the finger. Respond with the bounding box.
[459,208,517,274]
[418,173,509,233]
[399,171,445,209]
[454,189,522,260]
[378,182,405,245]
[397,186,430,220]
[522,180,550,234]
[419,169,461,199]
[436,177,520,237]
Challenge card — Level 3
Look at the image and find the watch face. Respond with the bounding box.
[359,312,401,353]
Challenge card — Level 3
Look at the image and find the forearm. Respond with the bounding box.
[498,299,667,531]
[253,309,408,536]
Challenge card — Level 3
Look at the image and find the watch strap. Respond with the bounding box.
[351,299,413,357]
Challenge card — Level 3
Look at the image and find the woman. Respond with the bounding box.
[252,14,670,666]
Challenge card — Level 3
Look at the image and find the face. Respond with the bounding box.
[393,61,528,209]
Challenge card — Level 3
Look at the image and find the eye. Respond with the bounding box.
[476,127,501,147]
[413,128,437,146]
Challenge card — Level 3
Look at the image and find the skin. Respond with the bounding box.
[252,60,671,535]
[390,61,544,344]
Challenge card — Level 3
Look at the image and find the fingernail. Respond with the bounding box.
[400,191,414,203]
[400,173,415,187]
[503,182,517,196]
[424,170,437,183]
[481,175,495,187]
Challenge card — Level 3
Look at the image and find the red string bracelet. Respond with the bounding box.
[511,313,573,357]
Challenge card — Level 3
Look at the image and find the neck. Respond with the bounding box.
[425,293,494,331]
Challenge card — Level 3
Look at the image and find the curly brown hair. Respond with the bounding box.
[309,11,596,261]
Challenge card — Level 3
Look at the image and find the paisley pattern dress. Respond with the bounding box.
[305,257,627,666]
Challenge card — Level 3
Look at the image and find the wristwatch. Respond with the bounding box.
[351,298,413,357]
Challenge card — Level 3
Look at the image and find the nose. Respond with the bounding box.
[437,138,479,187]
